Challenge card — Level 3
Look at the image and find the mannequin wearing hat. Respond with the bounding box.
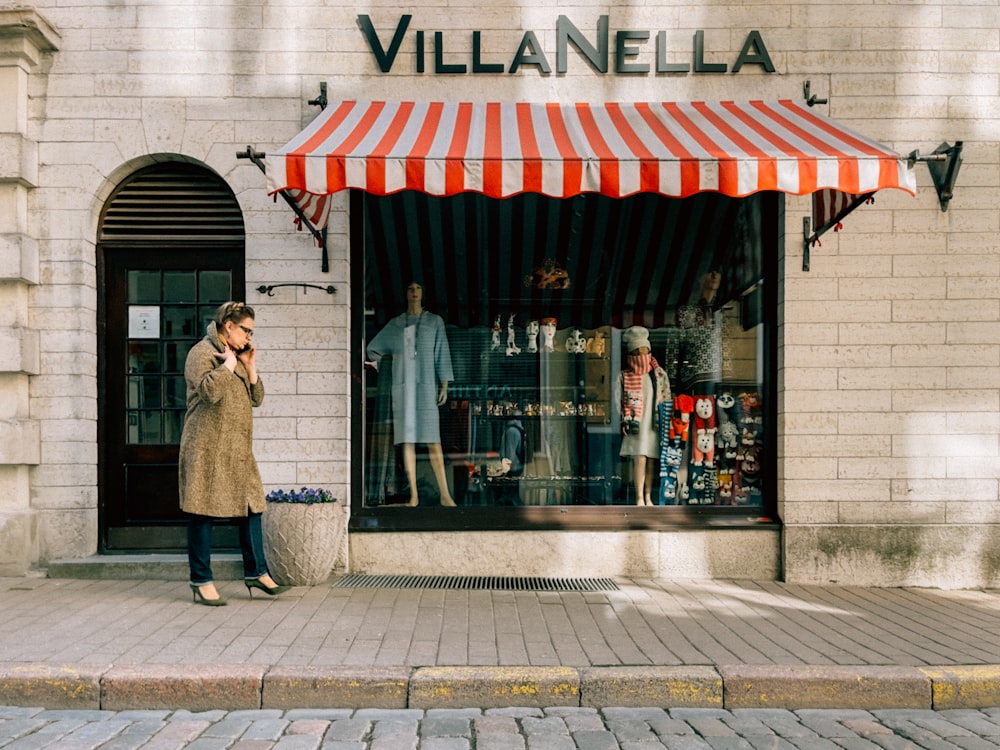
[366,281,456,507]
[619,326,672,505]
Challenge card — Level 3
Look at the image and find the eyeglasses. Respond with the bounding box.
[238,324,254,337]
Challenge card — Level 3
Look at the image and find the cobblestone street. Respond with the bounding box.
[6,705,1000,749]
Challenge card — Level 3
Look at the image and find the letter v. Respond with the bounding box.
[357,15,411,72]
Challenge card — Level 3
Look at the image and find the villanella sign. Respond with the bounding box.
[359,15,776,75]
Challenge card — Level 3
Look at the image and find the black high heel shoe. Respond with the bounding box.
[245,577,290,599]
[190,583,227,606]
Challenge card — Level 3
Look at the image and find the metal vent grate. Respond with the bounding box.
[334,575,619,592]
[100,162,245,243]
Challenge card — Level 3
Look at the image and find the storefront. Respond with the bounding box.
[0,2,994,587]
[257,96,915,577]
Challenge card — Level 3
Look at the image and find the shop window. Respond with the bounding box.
[361,191,772,516]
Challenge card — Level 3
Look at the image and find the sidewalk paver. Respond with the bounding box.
[2,576,1000,710]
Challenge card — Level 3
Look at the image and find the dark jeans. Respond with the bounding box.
[187,511,268,585]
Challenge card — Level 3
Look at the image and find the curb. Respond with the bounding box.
[2,663,999,711]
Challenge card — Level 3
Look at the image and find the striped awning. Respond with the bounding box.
[266,98,916,231]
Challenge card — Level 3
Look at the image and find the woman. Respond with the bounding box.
[619,326,671,506]
[366,281,455,506]
[179,301,288,605]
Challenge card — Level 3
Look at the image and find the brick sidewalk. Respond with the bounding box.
[2,576,1000,710]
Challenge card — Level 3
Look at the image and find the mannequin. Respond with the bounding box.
[618,326,671,505]
[366,281,456,506]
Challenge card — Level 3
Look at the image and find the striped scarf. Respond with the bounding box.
[622,354,658,421]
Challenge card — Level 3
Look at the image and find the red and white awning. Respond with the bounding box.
[266,99,916,231]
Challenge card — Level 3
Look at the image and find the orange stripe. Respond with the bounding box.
[634,103,699,196]
[776,100,898,190]
[544,103,582,196]
[754,101,860,192]
[366,102,414,195]
[517,103,542,194]
[483,102,503,197]
[285,100,357,190]
[324,101,386,194]
[575,103,618,196]
[606,103,659,193]
[719,100,815,192]
[693,101,777,193]
[445,103,473,195]
[405,102,444,192]
[665,102,740,194]
[662,103,727,195]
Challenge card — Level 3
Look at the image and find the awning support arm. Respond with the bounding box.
[909,141,963,212]
[237,145,330,272]
[802,192,875,272]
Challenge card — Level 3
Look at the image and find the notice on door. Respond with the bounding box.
[128,306,160,339]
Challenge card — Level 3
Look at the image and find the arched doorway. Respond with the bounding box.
[97,161,245,551]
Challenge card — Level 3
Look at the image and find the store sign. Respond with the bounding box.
[358,15,775,75]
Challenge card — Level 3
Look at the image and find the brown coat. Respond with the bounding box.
[178,329,265,517]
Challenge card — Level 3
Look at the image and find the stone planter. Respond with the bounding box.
[262,500,344,586]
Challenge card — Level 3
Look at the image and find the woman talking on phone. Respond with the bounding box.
[178,301,288,605]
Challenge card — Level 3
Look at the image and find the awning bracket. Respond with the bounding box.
[308,82,328,110]
[803,216,813,271]
[237,145,330,272]
[909,141,963,212]
[803,80,828,107]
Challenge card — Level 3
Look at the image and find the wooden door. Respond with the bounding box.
[97,163,245,551]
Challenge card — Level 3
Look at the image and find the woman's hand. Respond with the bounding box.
[237,342,258,384]
[214,346,238,372]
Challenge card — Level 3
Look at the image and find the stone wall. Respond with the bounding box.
[9,0,999,586]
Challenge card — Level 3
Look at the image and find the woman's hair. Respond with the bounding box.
[214,301,255,327]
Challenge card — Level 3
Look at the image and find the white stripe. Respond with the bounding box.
[381,102,424,193]
[530,105,566,196]
[463,103,486,193]
[500,103,523,197]
[559,105,601,194]
[717,102,803,193]
[423,103,460,194]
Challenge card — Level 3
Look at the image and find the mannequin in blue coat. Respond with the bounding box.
[367,282,456,506]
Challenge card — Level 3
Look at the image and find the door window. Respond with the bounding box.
[125,270,231,446]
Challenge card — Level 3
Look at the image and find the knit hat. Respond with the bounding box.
[622,326,650,353]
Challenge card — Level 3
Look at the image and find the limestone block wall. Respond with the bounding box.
[11,0,1000,586]
[774,7,1000,587]
[0,9,58,575]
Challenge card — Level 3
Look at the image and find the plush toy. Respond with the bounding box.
[717,470,734,504]
[716,391,736,426]
[737,427,758,460]
[670,394,694,442]
[565,328,586,353]
[717,421,739,459]
[505,314,521,357]
[586,330,606,357]
[693,429,715,467]
[693,395,716,433]
[491,315,502,351]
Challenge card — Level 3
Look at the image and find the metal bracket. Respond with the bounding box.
[236,146,330,271]
[908,141,963,212]
[256,283,336,297]
[803,80,828,107]
[802,216,812,272]
[308,82,328,110]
